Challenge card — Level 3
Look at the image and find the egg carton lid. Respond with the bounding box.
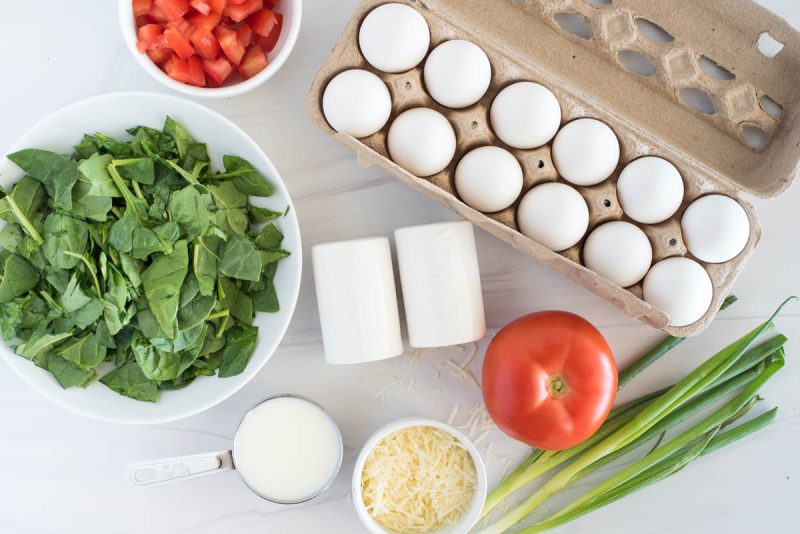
[415,0,800,198]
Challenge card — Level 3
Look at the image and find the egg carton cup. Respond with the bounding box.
[306,0,800,336]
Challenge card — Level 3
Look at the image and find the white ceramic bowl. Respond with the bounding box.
[352,418,488,534]
[118,0,302,98]
[0,92,302,424]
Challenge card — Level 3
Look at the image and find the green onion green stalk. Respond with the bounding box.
[478,298,792,534]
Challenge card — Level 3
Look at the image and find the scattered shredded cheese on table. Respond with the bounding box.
[361,426,477,533]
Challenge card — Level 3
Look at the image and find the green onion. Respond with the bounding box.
[480,296,743,520]
[518,407,778,533]
[479,333,786,521]
[478,299,792,534]
[617,295,737,389]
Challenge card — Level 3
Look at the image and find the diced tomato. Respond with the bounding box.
[255,12,282,52]
[214,25,246,64]
[164,27,196,60]
[165,54,206,86]
[209,0,227,13]
[137,23,164,52]
[133,0,152,17]
[223,0,262,23]
[248,8,276,37]
[135,0,276,88]
[190,0,211,15]
[191,27,220,59]
[187,11,221,30]
[147,46,172,65]
[148,2,168,22]
[238,44,268,79]
[202,57,234,85]
[235,24,253,47]
[155,0,191,20]
[166,17,194,38]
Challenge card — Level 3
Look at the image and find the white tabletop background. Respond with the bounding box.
[1,1,798,533]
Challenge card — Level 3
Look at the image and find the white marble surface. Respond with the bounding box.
[0,1,798,533]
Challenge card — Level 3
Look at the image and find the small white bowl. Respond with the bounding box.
[118,0,302,98]
[352,418,488,534]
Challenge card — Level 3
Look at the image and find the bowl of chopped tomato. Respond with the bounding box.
[120,0,301,97]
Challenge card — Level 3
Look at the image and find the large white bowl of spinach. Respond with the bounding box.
[0,92,301,424]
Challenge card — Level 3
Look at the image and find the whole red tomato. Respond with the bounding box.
[482,311,617,451]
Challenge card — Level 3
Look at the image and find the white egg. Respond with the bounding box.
[516,182,589,251]
[322,69,392,138]
[455,146,523,213]
[681,195,750,264]
[552,118,620,186]
[424,40,491,108]
[643,257,713,327]
[358,3,430,73]
[388,108,457,177]
[583,221,653,287]
[617,157,684,224]
[490,82,562,149]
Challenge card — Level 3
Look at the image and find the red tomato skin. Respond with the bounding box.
[165,54,206,86]
[191,27,220,59]
[156,0,190,21]
[165,17,194,38]
[255,12,281,52]
[223,0,263,23]
[133,0,153,17]
[238,44,268,78]
[164,27,196,60]
[248,8,276,37]
[209,0,227,12]
[202,57,234,85]
[186,11,221,30]
[235,24,253,47]
[148,2,169,22]
[137,23,164,52]
[214,25,246,64]
[147,46,172,65]
[482,311,617,451]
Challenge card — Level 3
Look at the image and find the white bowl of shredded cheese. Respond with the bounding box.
[353,418,488,534]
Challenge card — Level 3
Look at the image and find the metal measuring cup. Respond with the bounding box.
[125,394,344,504]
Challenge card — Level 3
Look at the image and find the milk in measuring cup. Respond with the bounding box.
[233,396,343,503]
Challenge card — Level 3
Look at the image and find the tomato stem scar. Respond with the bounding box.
[548,375,569,399]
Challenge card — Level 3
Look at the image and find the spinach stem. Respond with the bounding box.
[107,163,144,221]
[63,251,102,297]
[6,195,44,245]
[131,180,146,202]
[206,310,229,321]
[216,313,229,338]
[39,291,64,314]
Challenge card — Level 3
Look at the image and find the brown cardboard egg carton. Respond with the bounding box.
[306,0,800,336]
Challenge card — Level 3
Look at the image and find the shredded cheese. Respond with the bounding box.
[361,426,477,533]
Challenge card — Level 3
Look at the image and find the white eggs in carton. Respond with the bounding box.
[306,0,800,335]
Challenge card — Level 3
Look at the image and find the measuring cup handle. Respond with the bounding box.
[126,450,234,488]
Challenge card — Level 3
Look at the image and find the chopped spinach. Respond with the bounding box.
[1,117,289,402]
